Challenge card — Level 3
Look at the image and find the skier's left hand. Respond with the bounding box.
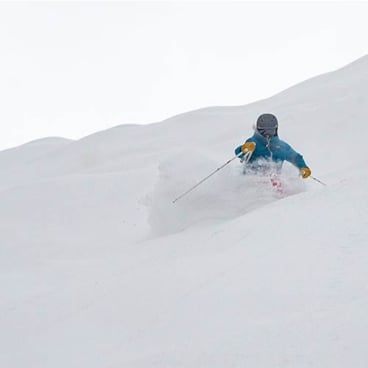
[300,167,311,179]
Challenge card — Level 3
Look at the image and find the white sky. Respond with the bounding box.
[0,1,367,150]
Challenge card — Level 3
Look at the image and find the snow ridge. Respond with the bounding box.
[1,56,368,368]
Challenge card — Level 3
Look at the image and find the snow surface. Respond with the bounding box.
[1,55,368,367]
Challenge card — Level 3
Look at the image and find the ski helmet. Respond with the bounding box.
[256,113,278,137]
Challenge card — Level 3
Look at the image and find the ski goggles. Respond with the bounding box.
[257,127,277,136]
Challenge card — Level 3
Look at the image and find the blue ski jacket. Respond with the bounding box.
[234,131,307,173]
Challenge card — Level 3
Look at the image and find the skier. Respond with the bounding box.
[234,113,311,179]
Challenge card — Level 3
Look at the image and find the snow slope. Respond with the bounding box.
[1,55,368,368]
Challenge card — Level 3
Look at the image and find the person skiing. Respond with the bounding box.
[234,113,311,178]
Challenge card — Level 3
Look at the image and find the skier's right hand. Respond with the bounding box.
[241,142,256,154]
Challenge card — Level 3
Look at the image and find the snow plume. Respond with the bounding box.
[148,150,306,236]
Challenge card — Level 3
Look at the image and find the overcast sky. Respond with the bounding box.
[0,1,367,150]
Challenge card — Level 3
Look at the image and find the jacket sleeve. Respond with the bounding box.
[283,143,307,169]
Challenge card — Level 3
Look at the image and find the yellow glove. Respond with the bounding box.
[300,167,311,179]
[241,142,256,154]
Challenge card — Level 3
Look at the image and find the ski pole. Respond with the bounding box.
[173,152,252,203]
[172,152,250,204]
[310,175,327,186]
